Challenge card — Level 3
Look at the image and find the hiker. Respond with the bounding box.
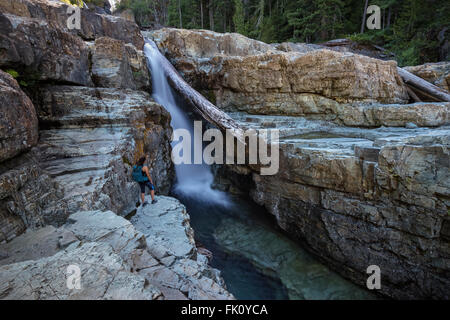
[132,155,157,207]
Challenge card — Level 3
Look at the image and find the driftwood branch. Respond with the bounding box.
[398,67,450,102]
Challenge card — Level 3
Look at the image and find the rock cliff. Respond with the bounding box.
[150,28,450,299]
[0,0,232,300]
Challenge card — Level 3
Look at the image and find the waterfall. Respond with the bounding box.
[144,40,230,206]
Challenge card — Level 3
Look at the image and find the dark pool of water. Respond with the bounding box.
[173,191,377,300]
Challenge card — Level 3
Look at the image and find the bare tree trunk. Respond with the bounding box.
[178,0,182,28]
[209,0,214,30]
[200,0,204,28]
[360,0,369,33]
[398,68,450,102]
[152,0,159,24]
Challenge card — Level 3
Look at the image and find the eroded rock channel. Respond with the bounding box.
[0,0,449,300]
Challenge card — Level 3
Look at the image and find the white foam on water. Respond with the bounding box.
[144,40,230,207]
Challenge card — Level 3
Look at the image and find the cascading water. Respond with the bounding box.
[144,40,229,206]
[143,39,376,300]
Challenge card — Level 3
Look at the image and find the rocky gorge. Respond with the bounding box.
[0,0,232,300]
[147,28,450,299]
[0,0,449,301]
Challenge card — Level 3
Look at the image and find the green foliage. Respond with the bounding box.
[5,69,19,78]
[119,0,155,27]
[121,0,449,65]
[232,0,245,35]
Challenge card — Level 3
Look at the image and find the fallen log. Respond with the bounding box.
[405,86,421,102]
[398,67,450,102]
[146,40,245,143]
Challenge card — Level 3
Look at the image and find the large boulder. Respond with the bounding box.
[0,0,144,49]
[0,70,38,162]
[0,13,92,86]
[147,28,409,116]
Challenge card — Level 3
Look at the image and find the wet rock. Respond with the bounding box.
[0,70,38,162]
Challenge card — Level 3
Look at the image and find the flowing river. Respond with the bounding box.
[144,40,377,300]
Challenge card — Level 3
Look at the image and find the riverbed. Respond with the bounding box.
[174,191,378,300]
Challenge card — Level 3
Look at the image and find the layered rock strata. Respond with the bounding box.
[150,28,450,299]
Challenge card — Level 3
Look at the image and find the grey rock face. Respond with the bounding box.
[131,196,196,259]
[0,70,38,162]
[0,198,233,300]
[90,37,151,90]
[214,217,376,300]
[147,28,409,112]
[0,13,92,86]
[0,0,144,49]
[131,196,234,300]
[0,241,160,300]
[226,113,450,299]
[32,86,173,218]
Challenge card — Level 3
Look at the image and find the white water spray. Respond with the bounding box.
[144,40,230,206]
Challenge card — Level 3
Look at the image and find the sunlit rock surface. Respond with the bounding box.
[404,62,450,92]
[147,28,409,115]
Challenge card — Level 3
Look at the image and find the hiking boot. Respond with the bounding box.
[142,201,149,207]
[151,199,158,204]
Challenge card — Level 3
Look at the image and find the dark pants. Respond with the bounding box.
[138,181,154,194]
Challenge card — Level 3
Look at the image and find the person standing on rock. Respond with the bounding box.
[132,155,157,207]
